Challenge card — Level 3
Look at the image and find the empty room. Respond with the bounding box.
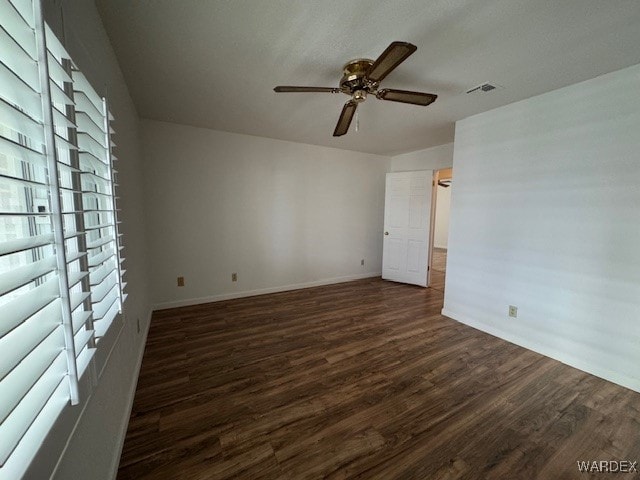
[1,0,640,479]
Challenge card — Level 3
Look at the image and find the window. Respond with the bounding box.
[0,0,126,475]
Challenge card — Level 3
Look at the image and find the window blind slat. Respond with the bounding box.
[47,51,72,85]
[0,256,57,296]
[67,270,88,288]
[63,230,86,240]
[78,151,109,174]
[56,162,81,176]
[0,232,53,256]
[86,235,115,250]
[0,1,36,59]
[72,71,102,113]
[1,377,68,473]
[73,327,93,355]
[82,195,112,211]
[90,262,116,286]
[92,290,118,322]
[82,190,112,200]
[65,250,88,264]
[69,291,90,311]
[0,326,64,424]
[49,79,73,107]
[83,184,110,198]
[0,351,67,466]
[0,136,45,168]
[52,105,76,130]
[87,248,115,268]
[76,126,106,151]
[54,133,77,151]
[0,300,61,380]
[94,300,119,339]
[75,344,95,378]
[79,170,110,184]
[0,278,58,337]
[77,132,106,160]
[8,0,35,29]
[0,26,38,92]
[44,24,71,64]
[0,97,44,146]
[71,309,91,335]
[0,206,48,216]
[91,273,117,303]
[75,111,105,138]
[0,61,42,121]
[73,91,102,125]
[0,173,48,191]
[83,222,112,231]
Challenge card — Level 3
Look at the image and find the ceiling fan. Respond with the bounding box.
[274,41,437,137]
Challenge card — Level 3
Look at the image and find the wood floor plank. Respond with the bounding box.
[118,277,640,479]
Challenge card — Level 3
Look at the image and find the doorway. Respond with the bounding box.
[381,171,432,287]
[428,168,452,292]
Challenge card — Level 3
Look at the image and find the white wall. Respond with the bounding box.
[434,184,451,249]
[443,64,640,392]
[141,120,390,308]
[19,2,152,479]
[390,143,453,172]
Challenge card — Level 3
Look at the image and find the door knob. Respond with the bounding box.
[384,231,389,235]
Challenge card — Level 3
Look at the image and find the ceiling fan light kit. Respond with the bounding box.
[274,41,437,137]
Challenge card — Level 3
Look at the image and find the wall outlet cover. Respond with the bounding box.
[509,305,518,318]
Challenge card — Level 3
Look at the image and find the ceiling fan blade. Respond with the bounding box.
[366,41,417,84]
[376,89,437,106]
[274,86,340,93]
[333,100,358,137]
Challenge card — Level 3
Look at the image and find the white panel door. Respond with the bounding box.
[382,171,432,286]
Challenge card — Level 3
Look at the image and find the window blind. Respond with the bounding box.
[0,0,126,473]
[73,70,119,337]
[0,0,74,467]
[47,28,97,377]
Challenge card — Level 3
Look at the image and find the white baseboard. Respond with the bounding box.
[108,307,153,480]
[441,307,640,394]
[154,272,382,310]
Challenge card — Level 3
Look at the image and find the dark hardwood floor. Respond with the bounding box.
[118,278,640,479]
[430,247,447,292]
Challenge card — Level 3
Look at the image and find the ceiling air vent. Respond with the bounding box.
[466,82,502,94]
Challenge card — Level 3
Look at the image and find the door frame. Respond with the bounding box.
[427,168,452,287]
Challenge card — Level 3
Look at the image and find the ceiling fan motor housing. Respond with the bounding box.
[340,59,378,100]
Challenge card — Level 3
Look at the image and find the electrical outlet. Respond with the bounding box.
[177,276,185,287]
[509,305,518,318]
[136,317,141,334]
[232,273,238,282]
[361,259,365,266]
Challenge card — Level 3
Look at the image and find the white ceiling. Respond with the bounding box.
[96,0,640,156]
